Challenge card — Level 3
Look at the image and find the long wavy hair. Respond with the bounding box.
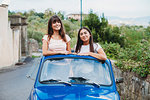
[47,15,66,42]
[75,27,94,53]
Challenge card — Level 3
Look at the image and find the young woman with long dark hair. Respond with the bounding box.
[75,27,107,60]
[42,15,71,56]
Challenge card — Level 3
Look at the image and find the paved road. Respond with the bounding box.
[0,57,40,100]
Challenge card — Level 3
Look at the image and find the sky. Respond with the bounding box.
[1,0,150,18]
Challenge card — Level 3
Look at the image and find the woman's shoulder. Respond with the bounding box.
[65,34,70,38]
[65,34,71,42]
[93,43,99,46]
[42,34,49,41]
[93,43,102,50]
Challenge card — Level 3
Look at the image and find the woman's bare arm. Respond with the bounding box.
[78,48,107,60]
[66,41,71,53]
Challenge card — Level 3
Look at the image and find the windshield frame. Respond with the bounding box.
[38,57,113,86]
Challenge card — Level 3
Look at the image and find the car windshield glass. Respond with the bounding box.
[40,58,112,86]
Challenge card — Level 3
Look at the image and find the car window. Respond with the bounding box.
[40,58,112,86]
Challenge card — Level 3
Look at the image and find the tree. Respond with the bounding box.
[57,11,65,20]
[83,10,100,42]
[98,13,109,42]
[43,8,55,19]
[8,10,15,16]
[28,9,36,16]
[83,11,125,46]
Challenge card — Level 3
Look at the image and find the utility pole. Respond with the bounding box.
[80,0,82,28]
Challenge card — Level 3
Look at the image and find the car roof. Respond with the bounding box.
[42,54,106,63]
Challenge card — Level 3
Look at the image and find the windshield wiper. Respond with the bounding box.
[58,81,72,86]
[40,79,71,86]
[86,82,100,88]
[69,77,89,83]
[40,79,61,83]
[69,77,100,88]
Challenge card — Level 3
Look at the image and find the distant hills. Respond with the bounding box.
[106,16,150,27]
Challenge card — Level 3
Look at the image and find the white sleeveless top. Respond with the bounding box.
[75,43,102,53]
[42,34,71,51]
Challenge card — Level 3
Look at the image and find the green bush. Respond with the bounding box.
[102,40,150,78]
[116,41,150,78]
[102,42,121,59]
[62,20,80,38]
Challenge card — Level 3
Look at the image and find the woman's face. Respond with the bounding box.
[79,29,91,43]
[52,21,61,31]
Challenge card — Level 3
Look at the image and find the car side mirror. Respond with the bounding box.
[116,77,124,84]
[26,75,35,81]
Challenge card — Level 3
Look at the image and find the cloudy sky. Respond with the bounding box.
[1,0,150,18]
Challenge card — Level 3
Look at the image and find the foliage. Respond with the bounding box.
[62,20,80,38]
[102,42,121,59]
[70,37,77,49]
[103,40,150,77]
[83,11,125,47]
[57,11,65,20]
[32,55,40,58]
[8,10,16,16]
[145,26,150,40]
[43,8,55,20]
[27,30,44,46]
[83,10,100,42]
[120,25,145,47]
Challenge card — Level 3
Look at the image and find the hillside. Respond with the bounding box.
[107,16,150,27]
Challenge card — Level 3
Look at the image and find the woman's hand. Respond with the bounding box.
[72,52,77,55]
[77,52,91,56]
[58,51,70,55]
[77,51,107,61]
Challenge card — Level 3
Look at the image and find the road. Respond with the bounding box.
[0,57,40,100]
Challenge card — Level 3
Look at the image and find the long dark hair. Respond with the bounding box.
[47,15,66,42]
[75,27,94,53]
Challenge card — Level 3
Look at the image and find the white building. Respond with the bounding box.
[67,14,88,21]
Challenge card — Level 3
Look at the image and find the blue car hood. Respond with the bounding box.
[33,85,119,100]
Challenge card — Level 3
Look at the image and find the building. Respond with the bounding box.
[0,4,29,68]
[67,14,88,21]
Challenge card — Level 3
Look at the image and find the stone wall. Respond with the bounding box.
[112,62,150,100]
[29,39,39,52]
[9,15,28,56]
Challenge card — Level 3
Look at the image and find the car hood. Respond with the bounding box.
[33,85,119,100]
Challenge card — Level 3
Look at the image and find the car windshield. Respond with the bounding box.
[40,58,112,86]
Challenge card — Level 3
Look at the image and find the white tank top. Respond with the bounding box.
[42,34,71,51]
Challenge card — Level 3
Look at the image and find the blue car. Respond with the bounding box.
[29,54,122,100]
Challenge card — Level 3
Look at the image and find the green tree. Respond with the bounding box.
[8,10,15,16]
[98,13,109,42]
[57,11,65,20]
[43,8,55,19]
[83,10,100,42]
[83,11,125,46]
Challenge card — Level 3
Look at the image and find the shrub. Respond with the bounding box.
[101,42,121,59]
[116,41,150,78]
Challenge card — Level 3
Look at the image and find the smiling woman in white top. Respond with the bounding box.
[75,27,107,60]
[42,15,71,56]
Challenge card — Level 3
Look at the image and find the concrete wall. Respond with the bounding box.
[9,15,28,57]
[0,4,28,68]
[0,5,14,68]
[12,27,21,63]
